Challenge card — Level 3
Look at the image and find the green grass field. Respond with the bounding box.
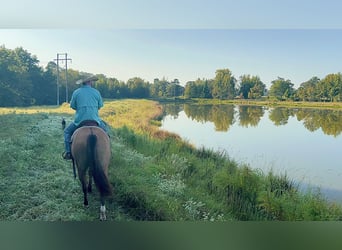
[1,99,342,221]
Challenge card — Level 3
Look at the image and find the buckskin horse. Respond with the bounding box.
[71,121,112,220]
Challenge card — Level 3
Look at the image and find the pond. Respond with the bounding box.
[160,103,342,203]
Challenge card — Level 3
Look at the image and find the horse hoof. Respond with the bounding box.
[100,205,106,220]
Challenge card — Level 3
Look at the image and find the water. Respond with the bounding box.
[160,104,342,202]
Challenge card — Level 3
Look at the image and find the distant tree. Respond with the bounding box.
[118,81,130,98]
[296,76,320,101]
[184,81,198,98]
[239,75,265,99]
[239,75,253,99]
[165,79,184,97]
[127,77,150,98]
[249,81,266,99]
[316,73,342,102]
[269,77,294,100]
[94,74,111,98]
[33,63,56,105]
[201,79,212,98]
[166,83,175,97]
[184,79,213,98]
[172,78,180,85]
[106,77,121,98]
[212,69,236,99]
[150,78,172,98]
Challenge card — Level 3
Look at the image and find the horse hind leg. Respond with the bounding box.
[80,174,89,206]
[100,196,106,221]
[82,184,89,206]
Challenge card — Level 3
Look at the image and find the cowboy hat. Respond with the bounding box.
[76,75,99,85]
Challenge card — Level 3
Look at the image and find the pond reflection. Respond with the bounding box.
[167,104,342,137]
[238,106,264,127]
[296,109,342,137]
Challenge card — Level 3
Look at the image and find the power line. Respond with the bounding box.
[54,53,72,105]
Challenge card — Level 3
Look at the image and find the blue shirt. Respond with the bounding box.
[70,85,103,126]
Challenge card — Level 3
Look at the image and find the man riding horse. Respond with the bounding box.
[63,75,108,160]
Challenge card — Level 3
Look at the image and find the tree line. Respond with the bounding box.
[0,46,187,107]
[1,46,342,107]
[184,69,342,102]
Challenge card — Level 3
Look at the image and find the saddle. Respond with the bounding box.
[78,120,99,127]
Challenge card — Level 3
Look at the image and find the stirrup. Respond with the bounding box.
[62,152,72,160]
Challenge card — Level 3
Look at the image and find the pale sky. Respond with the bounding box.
[1,0,342,88]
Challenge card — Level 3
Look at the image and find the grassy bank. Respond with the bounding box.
[189,98,342,110]
[1,99,341,220]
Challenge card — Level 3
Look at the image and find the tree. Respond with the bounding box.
[239,75,253,99]
[166,79,184,97]
[249,81,266,99]
[184,81,198,98]
[269,77,294,101]
[239,75,266,99]
[127,77,150,98]
[316,73,342,102]
[184,79,212,99]
[201,80,212,98]
[33,63,56,105]
[0,46,40,106]
[296,77,320,101]
[212,69,236,99]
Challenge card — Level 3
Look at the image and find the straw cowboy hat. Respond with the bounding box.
[76,75,99,85]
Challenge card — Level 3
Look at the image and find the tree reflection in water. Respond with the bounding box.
[163,103,342,137]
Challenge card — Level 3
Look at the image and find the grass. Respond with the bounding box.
[0,112,129,221]
[1,99,342,221]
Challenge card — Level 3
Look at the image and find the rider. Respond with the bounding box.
[62,75,108,160]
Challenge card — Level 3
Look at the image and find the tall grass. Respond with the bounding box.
[111,125,342,220]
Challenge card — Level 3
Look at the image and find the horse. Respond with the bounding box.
[71,123,112,220]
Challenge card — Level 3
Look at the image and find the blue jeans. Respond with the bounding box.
[64,120,108,153]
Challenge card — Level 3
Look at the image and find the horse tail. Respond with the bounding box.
[87,134,112,196]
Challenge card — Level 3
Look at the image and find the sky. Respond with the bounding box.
[1,0,342,88]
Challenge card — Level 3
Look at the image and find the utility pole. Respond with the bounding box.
[54,53,72,105]
[56,54,60,106]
